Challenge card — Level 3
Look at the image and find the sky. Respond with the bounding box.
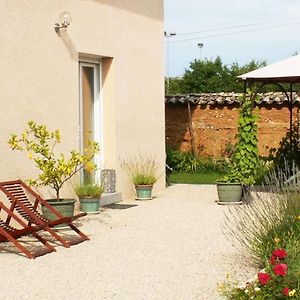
[164,0,300,77]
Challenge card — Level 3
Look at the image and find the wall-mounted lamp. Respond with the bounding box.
[54,11,72,33]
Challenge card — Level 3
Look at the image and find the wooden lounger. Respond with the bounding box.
[0,180,89,248]
[0,201,56,259]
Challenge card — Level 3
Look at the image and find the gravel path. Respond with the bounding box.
[0,184,255,300]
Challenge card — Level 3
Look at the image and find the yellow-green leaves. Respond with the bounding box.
[8,120,99,201]
[8,134,23,150]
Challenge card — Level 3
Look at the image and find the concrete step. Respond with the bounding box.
[100,192,122,207]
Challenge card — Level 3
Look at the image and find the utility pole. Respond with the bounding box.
[197,43,204,60]
[164,31,176,94]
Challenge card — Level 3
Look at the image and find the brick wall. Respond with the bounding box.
[165,102,300,157]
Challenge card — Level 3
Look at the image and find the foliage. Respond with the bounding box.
[221,140,236,158]
[219,248,300,299]
[8,120,99,201]
[254,159,274,184]
[122,155,159,186]
[220,89,260,185]
[268,124,300,169]
[166,148,229,173]
[166,57,266,95]
[165,77,183,95]
[169,171,225,185]
[74,183,103,198]
[224,165,300,266]
[181,56,230,93]
[131,174,157,186]
[227,60,266,92]
[166,149,204,172]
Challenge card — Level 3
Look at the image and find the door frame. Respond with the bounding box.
[79,59,103,182]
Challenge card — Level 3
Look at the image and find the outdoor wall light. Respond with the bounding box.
[54,11,72,33]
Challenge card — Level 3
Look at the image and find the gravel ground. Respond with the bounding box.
[0,184,256,300]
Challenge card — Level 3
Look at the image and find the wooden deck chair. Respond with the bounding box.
[0,201,56,259]
[0,180,90,248]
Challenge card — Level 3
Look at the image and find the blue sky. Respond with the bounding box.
[164,0,300,77]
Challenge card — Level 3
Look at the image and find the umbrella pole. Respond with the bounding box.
[243,81,247,94]
[289,83,293,155]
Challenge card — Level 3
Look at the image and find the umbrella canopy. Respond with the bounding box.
[237,54,299,150]
[238,54,300,83]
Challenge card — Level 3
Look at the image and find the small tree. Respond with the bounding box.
[8,120,99,201]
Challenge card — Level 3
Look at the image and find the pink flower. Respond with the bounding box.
[274,263,288,276]
[258,272,271,285]
[272,249,287,260]
[282,287,289,296]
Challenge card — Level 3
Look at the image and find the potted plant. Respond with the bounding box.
[8,120,99,219]
[74,182,104,214]
[217,89,260,204]
[122,155,158,200]
[216,168,243,204]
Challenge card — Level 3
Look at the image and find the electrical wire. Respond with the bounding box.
[174,17,300,36]
[167,21,300,44]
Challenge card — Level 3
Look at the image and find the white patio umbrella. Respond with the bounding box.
[237,54,300,142]
[237,54,300,83]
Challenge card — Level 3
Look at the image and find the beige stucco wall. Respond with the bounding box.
[0,0,165,200]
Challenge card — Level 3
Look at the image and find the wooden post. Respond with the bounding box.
[187,101,196,155]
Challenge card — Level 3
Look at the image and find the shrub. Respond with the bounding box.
[223,164,300,265]
[221,163,300,299]
[166,149,204,172]
[219,248,300,299]
[166,148,229,173]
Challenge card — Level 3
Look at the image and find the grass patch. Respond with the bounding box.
[169,170,225,184]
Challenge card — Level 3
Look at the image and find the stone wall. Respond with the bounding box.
[165,94,300,157]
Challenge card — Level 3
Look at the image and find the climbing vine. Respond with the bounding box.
[223,88,260,185]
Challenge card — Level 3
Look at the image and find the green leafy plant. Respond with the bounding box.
[166,148,228,173]
[8,120,99,201]
[74,183,103,198]
[219,88,260,185]
[166,149,203,172]
[122,155,158,186]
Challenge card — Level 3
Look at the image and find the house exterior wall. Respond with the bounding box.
[0,0,165,199]
[165,103,300,157]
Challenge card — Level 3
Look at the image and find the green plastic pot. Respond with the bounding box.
[41,199,75,228]
[79,197,100,214]
[135,185,153,200]
[217,182,242,204]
